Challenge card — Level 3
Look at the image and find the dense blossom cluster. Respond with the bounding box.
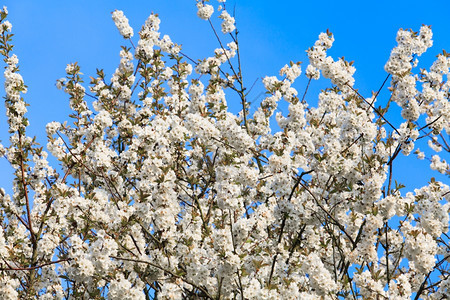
[0,2,449,299]
[112,10,134,39]
[197,0,235,34]
[196,2,214,20]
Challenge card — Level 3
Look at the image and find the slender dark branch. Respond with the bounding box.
[414,254,450,300]
[38,135,97,236]
[353,220,366,249]
[346,84,399,135]
[0,258,71,271]
[110,256,213,299]
[301,78,312,104]
[439,132,450,152]
[84,92,98,100]
[341,133,364,155]
[386,142,403,166]
[207,19,249,132]
[285,225,307,265]
[300,181,356,247]
[384,222,390,287]
[128,38,136,49]
[268,170,313,286]
[245,77,259,97]
[179,51,198,65]
[229,210,244,298]
[367,74,390,111]
[387,152,394,196]
[416,129,434,141]
[207,19,239,83]
[418,115,442,132]
[133,59,141,76]
[131,76,143,97]
[17,130,36,245]
[288,170,314,202]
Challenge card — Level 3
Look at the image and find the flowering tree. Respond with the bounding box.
[0,1,449,298]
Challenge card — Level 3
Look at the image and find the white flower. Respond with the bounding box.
[46,121,61,135]
[65,63,75,74]
[1,7,450,300]
[56,77,66,90]
[94,110,112,129]
[112,10,134,38]
[108,274,145,300]
[415,149,425,160]
[305,64,320,79]
[280,63,301,81]
[262,76,279,90]
[219,10,235,33]
[430,155,449,174]
[196,3,214,20]
[0,20,12,34]
[428,137,442,152]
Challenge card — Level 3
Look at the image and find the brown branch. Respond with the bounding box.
[341,133,364,155]
[346,84,399,135]
[387,145,394,196]
[207,19,249,133]
[301,78,312,104]
[418,115,442,132]
[0,258,71,271]
[38,135,97,237]
[367,74,390,112]
[299,181,356,247]
[439,132,450,152]
[110,256,213,299]
[414,254,450,300]
[17,131,36,245]
[268,170,313,286]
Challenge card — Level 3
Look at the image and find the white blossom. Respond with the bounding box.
[0,5,448,300]
[112,10,134,38]
[219,10,235,33]
[196,3,214,20]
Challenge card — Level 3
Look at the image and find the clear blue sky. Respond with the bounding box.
[1,0,449,193]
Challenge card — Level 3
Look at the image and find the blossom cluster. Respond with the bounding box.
[112,9,134,39]
[0,1,449,299]
[196,0,235,33]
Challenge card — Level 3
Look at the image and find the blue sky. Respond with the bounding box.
[1,0,449,193]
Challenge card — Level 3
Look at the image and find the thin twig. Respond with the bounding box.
[110,256,213,298]
[367,74,390,112]
[346,84,399,135]
[0,258,71,271]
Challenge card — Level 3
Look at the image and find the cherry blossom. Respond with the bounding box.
[0,2,449,299]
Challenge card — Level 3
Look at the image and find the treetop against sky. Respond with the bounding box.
[1,0,449,190]
[0,0,449,299]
